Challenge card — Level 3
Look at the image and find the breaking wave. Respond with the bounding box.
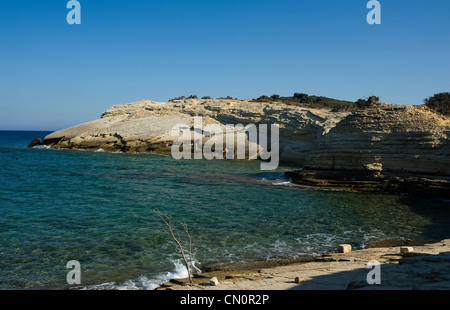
[32,145,52,150]
[78,259,193,291]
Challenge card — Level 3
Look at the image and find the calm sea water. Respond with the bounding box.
[1,130,449,290]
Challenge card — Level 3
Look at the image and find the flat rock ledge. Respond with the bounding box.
[284,170,450,199]
[156,239,450,290]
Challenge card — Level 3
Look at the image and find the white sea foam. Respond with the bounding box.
[256,172,293,186]
[32,145,52,150]
[296,229,386,255]
[272,181,292,186]
[79,259,195,290]
[94,148,105,153]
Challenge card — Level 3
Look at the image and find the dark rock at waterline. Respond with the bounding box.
[284,169,450,199]
[364,239,439,249]
[28,138,42,148]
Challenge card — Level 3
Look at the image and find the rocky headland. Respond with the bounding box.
[39,98,450,197]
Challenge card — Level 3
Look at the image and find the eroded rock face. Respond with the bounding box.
[304,105,450,176]
[43,99,450,177]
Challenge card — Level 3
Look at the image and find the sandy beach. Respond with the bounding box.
[156,239,450,290]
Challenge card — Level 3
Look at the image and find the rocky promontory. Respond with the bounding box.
[41,98,450,196]
[43,98,349,161]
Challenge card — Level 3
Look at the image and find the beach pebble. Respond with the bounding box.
[400,247,414,253]
[338,244,352,253]
[210,277,219,286]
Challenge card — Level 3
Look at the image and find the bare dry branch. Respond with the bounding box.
[181,221,193,276]
[153,209,194,285]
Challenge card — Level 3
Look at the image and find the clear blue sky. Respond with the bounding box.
[1,0,449,130]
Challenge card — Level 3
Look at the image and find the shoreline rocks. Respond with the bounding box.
[27,138,42,148]
[284,169,450,199]
[38,98,450,196]
[156,239,450,290]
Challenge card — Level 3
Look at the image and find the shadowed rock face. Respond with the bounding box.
[43,99,450,178]
[284,169,450,199]
[304,105,450,176]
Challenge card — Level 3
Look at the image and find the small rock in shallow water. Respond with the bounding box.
[28,138,42,148]
[210,277,219,286]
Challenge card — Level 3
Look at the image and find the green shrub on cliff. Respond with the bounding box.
[168,96,185,102]
[355,96,380,108]
[271,94,280,100]
[425,92,450,116]
[217,96,235,100]
[293,93,309,102]
[255,95,270,102]
[252,93,358,112]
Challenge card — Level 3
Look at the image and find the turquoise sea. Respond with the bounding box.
[1,130,449,290]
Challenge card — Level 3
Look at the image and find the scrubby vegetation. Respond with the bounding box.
[169,95,235,101]
[169,96,186,101]
[168,93,382,112]
[217,96,235,100]
[425,92,450,116]
[355,96,380,108]
[169,95,200,101]
[251,93,373,112]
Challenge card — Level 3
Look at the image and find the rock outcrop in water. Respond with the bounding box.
[41,98,450,196]
[43,98,350,162]
[28,138,42,148]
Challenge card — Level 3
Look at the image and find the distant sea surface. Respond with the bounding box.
[1,130,449,289]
